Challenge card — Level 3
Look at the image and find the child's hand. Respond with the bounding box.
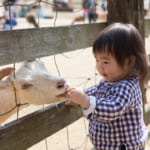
[0,67,15,80]
[65,88,90,109]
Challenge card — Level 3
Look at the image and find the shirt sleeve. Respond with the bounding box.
[85,83,135,122]
[95,83,134,121]
[83,96,96,116]
[83,83,101,118]
[84,82,101,96]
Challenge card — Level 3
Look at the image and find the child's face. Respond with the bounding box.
[94,52,132,82]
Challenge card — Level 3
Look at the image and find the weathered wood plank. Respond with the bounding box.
[146,65,150,83]
[0,102,83,150]
[0,20,149,66]
[0,23,106,66]
[145,18,150,37]
[0,102,149,150]
[145,107,150,125]
[107,0,145,38]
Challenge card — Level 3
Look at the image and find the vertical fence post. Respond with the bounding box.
[107,0,147,116]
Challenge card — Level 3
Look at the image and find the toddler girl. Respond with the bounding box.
[66,23,148,150]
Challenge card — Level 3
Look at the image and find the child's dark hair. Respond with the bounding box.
[93,23,148,81]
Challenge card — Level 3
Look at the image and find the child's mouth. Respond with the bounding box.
[103,74,107,77]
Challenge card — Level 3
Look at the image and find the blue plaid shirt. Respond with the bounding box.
[83,76,148,150]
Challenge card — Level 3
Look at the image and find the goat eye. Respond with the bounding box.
[22,83,32,89]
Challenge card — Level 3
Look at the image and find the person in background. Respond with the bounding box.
[3,0,18,30]
[83,0,97,23]
[100,0,107,12]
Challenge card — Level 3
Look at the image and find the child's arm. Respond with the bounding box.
[65,82,102,109]
[0,67,14,80]
[66,83,134,122]
[84,80,103,97]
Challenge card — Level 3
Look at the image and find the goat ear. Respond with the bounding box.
[21,82,33,89]
[8,76,33,90]
[0,80,10,89]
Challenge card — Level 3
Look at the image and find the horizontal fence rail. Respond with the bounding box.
[0,23,107,66]
[0,103,83,150]
[0,20,150,150]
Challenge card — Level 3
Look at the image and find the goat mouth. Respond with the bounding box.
[56,84,70,97]
[56,92,67,97]
[56,88,68,97]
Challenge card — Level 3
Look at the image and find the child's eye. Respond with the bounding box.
[104,61,109,64]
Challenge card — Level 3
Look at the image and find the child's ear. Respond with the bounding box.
[130,56,136,67]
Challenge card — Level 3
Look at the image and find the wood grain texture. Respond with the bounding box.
[0,102,83,150]
[0,23,106,66]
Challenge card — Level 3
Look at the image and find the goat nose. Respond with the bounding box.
[56,79,66,89]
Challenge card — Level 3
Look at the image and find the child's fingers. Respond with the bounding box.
[66,88,76,96]
[65,101,76,105]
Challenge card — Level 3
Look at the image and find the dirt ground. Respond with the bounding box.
[0,4,150,150]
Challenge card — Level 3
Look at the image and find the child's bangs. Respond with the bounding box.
[93,37,114,55]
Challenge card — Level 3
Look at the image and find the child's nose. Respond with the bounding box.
[99,63,104,70]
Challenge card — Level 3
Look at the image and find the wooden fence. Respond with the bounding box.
[0,20,150,150]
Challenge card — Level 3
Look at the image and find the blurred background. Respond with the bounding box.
[0,0,149,29]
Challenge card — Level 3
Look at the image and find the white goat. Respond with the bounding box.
[0,60,69,124]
